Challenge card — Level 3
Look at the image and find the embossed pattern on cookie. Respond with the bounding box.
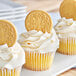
[25,10,53,33]
[60,0,76,20]
[0,20,17,47]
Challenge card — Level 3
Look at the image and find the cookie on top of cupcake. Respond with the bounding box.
[18,10,59,71]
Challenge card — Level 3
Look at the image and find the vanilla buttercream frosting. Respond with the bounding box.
[18,29,59,53]
[0,42,25,69]
[55,18,76,38]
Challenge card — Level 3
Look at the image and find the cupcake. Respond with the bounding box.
[18,10,59,71]
[0,20,25,76]
[55,18,76,55]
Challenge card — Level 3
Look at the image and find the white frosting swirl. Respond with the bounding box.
[19,29,59,53]
[55,18,76,38]
[0,42,25,69]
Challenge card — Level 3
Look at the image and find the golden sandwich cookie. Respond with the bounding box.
[25,10,53,33]
[60,0,76,20]
[0,20,17,47]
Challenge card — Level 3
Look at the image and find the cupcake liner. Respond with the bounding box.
[24,51,55,71]
[0,67,21,76]
[58,37,76,55]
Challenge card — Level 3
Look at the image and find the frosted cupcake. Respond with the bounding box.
[19,10,59,71]
[19,29,59,71]
[55,18,76,55]
[0,42,25,76]
[0,20,25,76]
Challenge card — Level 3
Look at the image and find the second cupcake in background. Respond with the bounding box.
[18,10,59,71]
[55,18,76,55]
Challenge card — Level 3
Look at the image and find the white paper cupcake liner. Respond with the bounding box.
[58,37,76,55]
[0,67,21,76]
[24,51,55,71]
